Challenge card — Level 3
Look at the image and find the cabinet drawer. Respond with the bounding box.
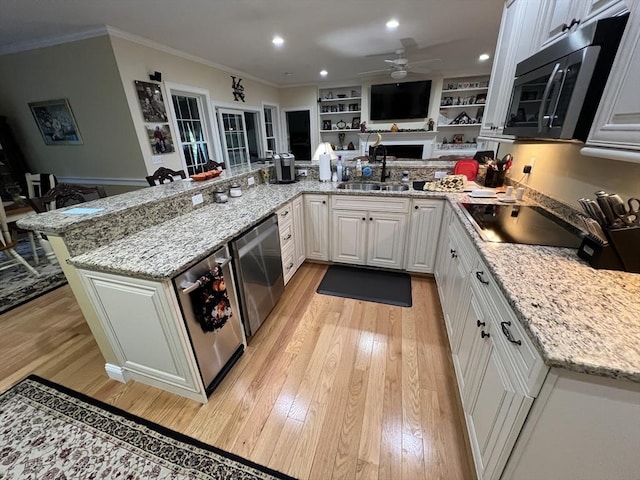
[279,222,294,250]
[449,216,476,274]
[331,195,409,213]
[276,202,293,228]
[281,242,296,285]
[471,259,548,396]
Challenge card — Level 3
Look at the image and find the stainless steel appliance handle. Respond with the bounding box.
[548,66,570,128]
[538,62,560,133]
[181,256,233,293]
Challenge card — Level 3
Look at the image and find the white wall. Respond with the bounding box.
[0,36,146,183]
[109,34,281,174]
[503,142,640,208]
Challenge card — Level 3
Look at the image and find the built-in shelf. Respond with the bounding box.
[439,104,487,109]
[319,96,361,103]
[319,111,361,116]
[320,129,360,133]
[442,87,488,93]
[438,123,483,128]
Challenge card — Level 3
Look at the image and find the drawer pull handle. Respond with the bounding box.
[322,200,326,204]
[281,210,289,217]
[477,320,486,328]
[286,262,294,271]
[476,271,489,285]
[283,233,292,241]
[481,331,490,339]
[500,321,522,346]
[450,249,457,258]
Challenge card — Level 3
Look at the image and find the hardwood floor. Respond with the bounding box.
[0,262,475,479]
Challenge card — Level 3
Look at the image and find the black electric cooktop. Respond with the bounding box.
[461,203,584,248]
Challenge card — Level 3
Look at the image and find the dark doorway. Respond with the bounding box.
[285,110,311,160]
[244,112,259,163]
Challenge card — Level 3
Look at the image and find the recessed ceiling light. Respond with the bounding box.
[386,19,399,30]
[479,53,490,61]
[320,70,328,77]
[272,36,284,46]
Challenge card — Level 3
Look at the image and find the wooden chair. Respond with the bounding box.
[146,167,186,186]
[29,183,107,213]
[25,172,57,211]
[1,200,40,276]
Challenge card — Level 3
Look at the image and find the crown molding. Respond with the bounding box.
[105,26,278,88]
[0,26,109,56]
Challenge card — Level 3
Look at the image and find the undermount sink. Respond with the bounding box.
[380,184,410,191]
[337,182,381,191]
[337,182,410,192]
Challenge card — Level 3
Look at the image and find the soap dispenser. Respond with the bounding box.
[336,155,343,182]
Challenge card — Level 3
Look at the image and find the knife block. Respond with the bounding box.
[578,236,625,271]
[604,226,640,273]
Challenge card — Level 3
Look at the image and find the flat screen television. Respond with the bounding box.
[370,80,432,121]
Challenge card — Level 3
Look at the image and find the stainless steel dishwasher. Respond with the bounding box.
[174,244,245,395]
[230,214,284,337]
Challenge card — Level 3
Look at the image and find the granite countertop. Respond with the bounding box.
[36,179,640,383]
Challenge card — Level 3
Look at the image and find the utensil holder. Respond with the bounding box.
[604,226,640,273]
[484,169,505,188]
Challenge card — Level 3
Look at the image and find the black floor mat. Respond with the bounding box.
[317,264,412,307]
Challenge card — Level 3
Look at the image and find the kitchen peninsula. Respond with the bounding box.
[18,164,640,480]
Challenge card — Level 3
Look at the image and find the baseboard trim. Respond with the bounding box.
[57,176,148,187]
[104,363,128,383]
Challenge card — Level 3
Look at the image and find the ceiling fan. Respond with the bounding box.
[357,49,440,79]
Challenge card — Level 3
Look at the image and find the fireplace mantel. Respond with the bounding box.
[358,131,437,158]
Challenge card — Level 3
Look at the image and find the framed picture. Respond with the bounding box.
[135,80,168,122]
[452,134,464,144]
[29,99,83,145]
[145,124,175,154]
[351,117,360,129]
[322,120,332,130]
[475,93,487,104]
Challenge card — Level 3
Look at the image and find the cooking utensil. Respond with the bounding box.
[595,194,618,226]
[586,200,607,226]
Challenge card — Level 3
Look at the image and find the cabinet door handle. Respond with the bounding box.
[362,217,366,221]
[481,331,490,339]
[415,205,419,210]
[369,217,373,221]
[450,249,457,258]
[477,320,486,328]
[500,321,522,346]
[322,200,326,204]
[281,210,289,217]
[561,22,570,32]
[283,233,292,241]
[476,271,489,285]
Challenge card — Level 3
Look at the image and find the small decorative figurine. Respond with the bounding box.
[360,121,367,133]
[390,123,399,132]
[427,118,435,131]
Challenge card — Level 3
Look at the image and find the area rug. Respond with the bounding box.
[317,264,412,307]
[0,236,67,315]
[0,375,295,480]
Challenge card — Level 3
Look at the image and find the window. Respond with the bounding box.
[171,94,210,175]
[218,109,250,168]
[264,106,278,153]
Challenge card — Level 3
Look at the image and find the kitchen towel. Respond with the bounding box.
[189,265,233,332]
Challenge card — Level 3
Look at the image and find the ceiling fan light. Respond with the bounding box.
[390,69,407,80]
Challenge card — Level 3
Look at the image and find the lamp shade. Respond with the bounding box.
[312,142,338,161]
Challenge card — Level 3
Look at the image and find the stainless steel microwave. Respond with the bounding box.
[503,13,629,142]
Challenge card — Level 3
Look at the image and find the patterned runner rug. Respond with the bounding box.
[0,237,67,315]
[0,376,295,480]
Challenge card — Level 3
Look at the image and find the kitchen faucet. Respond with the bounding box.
[374,144,390,182]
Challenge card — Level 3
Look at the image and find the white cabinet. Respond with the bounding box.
[318,85,362,155]
[304,194,330,261]
[585,1,640,161]
[77,269,206,403]
[479,0,541,140]
[437,75,490,157]
[533,0,627,50]
[330,195,409,270]
[405,199,443,273]
[277,196,305,285]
